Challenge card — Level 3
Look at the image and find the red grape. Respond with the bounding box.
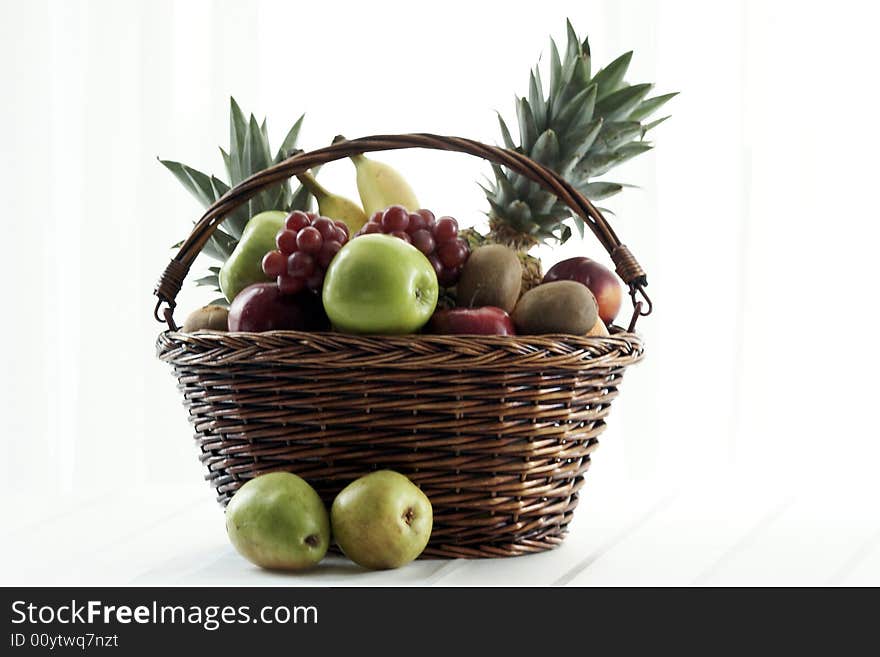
[417,209,436,229]
[262,212,350,296]
[433,216,458,243]
[262,250,287,278]
[428,255,444,279]
[410,229,435,255]
[352,207,470,287]
[437,240,469,268]
[287,251,315,278]
[296,226,323,254]
[313,217,337,240]
[317,240,343,268]
[381,205,410,232]
[285,211,311,231]
[407,212,427,233]
[276,229,298,253]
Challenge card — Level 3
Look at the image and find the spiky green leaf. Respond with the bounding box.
[571,214,585,239]
[228,98,248,185]
[531,129,559,166]
[490,163,518,206]
[210,176,229,198]
[496,113,517,150]
[159,160,219,207]
[219,148,232,181]
[289,182,313,212]
[593,121,643,153]
[559,224,573,243]
[529,69,546,129]
[561,118,603,171]
[582,181,624,200]
[516,97,538,152]
[553,84,596,136]
[274,114,304,163]
[549,38,564,99]
[578,141,653,177]
[564,19,580,66]
[595,83,653,121]
[641,115,671,136]
[591,51,633,100]
[569,55,591,92]
[206,229,237,263]
[194,272,220,287]
[629,92,678,122]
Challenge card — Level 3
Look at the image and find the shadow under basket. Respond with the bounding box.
[153,133,651,559]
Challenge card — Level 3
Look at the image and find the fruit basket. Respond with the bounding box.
[154,133,650,558]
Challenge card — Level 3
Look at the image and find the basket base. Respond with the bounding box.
[420,532,568,559]
[326,529,568,560]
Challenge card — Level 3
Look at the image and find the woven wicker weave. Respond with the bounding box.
[154,134,649,558]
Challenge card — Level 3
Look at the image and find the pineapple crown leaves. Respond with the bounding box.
[487,19,677,244]
[159,97,313,265]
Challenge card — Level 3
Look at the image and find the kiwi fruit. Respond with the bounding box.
[456,245,522,312]
[512,281,598,335]
[182,304,229,332]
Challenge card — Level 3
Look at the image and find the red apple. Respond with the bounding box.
[228,282,329,332]
[542,257,622,324]
[428,306,516,336]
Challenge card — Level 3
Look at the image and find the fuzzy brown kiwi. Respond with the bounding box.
[456,245,523,312]
[512,281,598,335]
[182,305,229,332]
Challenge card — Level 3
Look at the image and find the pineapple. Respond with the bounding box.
[160,97,313,301]
[473,20,677,290]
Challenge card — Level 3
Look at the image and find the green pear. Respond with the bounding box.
[331,470,433,569]
[219,210,286,302]
[225,472,330,571]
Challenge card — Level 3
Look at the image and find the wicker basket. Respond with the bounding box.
[154,134,651,558]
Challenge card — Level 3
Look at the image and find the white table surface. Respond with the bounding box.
[4,466,878,587]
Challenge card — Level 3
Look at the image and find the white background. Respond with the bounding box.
[1,0,879,585]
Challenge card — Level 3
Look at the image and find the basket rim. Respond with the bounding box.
[156,327,645,371]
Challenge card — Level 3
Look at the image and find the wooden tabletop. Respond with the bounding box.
[3,466,877,587]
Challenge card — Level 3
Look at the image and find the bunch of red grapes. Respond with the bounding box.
[355,206,470,286]
[262,211,349,295]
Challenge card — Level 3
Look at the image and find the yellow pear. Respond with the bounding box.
[351,153,420,216]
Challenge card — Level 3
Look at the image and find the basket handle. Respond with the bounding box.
[153,133,651,331]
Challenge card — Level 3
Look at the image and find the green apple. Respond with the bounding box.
[322,234,439,334]
[225,472,330,571]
